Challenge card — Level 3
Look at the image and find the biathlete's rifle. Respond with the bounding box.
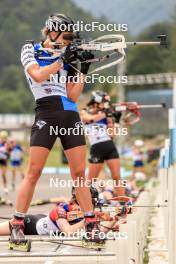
[95,195,168,217]
[37,34,167,74]
[0,198,168,221]
[0,196,168,252]
[104,102,166,125]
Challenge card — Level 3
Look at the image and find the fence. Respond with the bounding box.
[0,114,34,141]
[159,108,176,264]
[111,110,176,263]
[0,114,34,129]
[112,181,157,263]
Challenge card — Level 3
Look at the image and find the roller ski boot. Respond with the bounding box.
[9,218,31,252]
[83,214,106,250]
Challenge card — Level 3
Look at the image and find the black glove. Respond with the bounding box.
[61,45,77,64]
[113,111,122,123]
[79,51,94,74]
[104,108,113,117]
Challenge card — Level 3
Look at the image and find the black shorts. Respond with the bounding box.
[0,160,7,166]
[89,140,119,164]
[24,214,46,235]
[30,97,86,150]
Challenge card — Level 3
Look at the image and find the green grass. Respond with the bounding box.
[22,142,90,168]
[22,142,63,168]
[45,144,62,167]
[143,223,153,264]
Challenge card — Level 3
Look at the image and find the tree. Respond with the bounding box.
[127,22,171,75]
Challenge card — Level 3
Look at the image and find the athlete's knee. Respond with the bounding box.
[27,163,42,184]
[72,166,85,180]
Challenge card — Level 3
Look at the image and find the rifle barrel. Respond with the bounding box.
[139,104,166,109]
[126,41,160,46]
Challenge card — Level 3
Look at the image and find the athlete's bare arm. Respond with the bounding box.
[66,73,86,102]
[57,218,85,234]
[27,62,63,83]
[81,109,106,123]
[57,217,116,235]
[107,117,116,138]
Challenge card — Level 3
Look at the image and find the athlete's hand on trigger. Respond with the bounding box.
[104,108,113,117]
[115,196,133,216]
[61,45,78,64]
[78,51,95,74]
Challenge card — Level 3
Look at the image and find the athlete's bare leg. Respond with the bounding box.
[106,159,125,196]
[11,167,24,189]
[87,163,104,183]
[1,166,7,189]
[15,147,50,212]
[11,167,16,188]
[19,166,25,179]
[65,145,94,212]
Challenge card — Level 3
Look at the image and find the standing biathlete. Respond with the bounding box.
[9,138,24,190]
[81,91,125,196]
[0,131,10,195]
[132,140,146,181]
[10,13,100,248]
